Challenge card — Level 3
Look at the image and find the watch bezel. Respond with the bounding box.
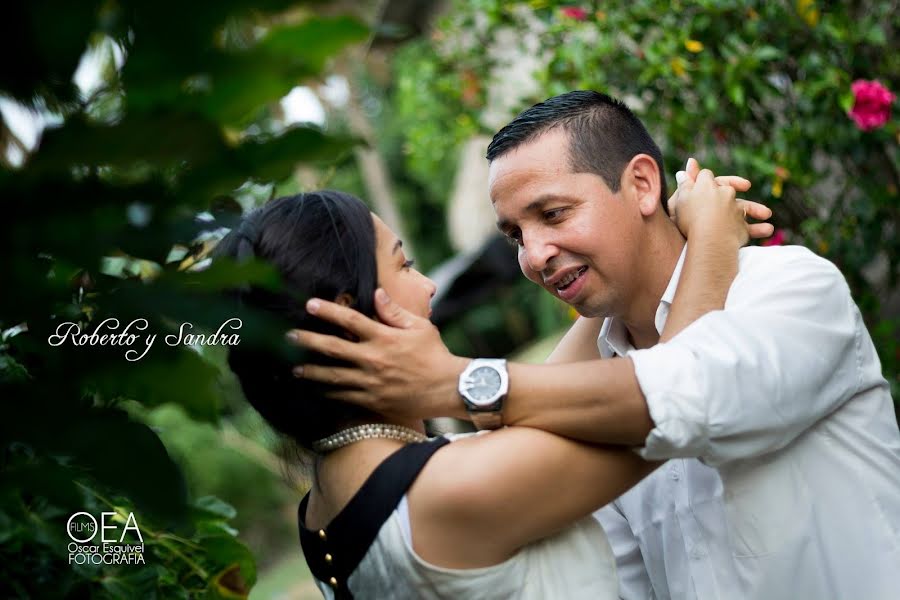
[459,359,509,410]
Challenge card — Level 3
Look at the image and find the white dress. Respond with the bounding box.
[300,434,619,599]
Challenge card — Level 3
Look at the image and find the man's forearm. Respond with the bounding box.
[429,355,652,445]
[504,358,652,445]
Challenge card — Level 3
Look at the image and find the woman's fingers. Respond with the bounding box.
[685,157,701,180]
[739,199,773,221]
[714,175,752,192]
[748,222,776,239]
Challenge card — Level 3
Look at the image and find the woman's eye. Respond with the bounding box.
[403,259,416,269]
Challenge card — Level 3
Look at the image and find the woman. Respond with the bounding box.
[216,181,761,599]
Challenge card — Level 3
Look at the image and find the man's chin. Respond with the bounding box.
[567,298,609,320]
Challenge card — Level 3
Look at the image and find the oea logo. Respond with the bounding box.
[66,511,144,543]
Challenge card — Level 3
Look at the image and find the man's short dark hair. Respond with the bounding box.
[486,90,668,211]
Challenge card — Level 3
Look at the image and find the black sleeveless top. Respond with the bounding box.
[298,436,451,599]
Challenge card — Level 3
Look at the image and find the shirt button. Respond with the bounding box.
[669,467,680,481]
[691,547,705,559]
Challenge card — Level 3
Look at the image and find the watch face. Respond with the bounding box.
[463,366,502,405]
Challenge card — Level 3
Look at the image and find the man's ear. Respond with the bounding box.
[623,154,663,217]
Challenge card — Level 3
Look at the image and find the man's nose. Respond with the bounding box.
[521,230,559,275]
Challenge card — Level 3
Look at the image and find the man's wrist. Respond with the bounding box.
[426,355,470,420]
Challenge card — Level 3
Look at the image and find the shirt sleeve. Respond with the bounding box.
[629,247,867,466]
[594,503,656,600]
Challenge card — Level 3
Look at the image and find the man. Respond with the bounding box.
[289,91,900,599]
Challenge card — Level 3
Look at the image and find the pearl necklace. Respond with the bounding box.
[312,424,427,453]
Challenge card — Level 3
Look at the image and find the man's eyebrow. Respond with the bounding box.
[495,195,572,232]
[392,239,403,254]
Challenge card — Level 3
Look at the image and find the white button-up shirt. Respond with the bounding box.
[594,245,900,600]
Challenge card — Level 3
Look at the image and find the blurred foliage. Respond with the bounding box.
[387,0,900,398]
[0,0,366,597]
[143,404,298,571]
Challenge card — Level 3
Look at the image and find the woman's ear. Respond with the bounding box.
[334,292,354,308]
[333,293,360,341]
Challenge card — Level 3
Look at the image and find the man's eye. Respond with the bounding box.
[504,231,523,247]
[544,208,566,220]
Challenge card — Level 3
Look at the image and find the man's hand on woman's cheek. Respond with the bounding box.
[286,289,469,421]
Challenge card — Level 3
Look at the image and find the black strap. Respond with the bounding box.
[298,436,450,599]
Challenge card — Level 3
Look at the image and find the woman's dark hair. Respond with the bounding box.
[215,190,380,453]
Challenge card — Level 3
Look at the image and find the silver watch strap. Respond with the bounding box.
[470,411,503,430]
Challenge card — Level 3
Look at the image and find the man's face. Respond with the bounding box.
[488,129,644,318]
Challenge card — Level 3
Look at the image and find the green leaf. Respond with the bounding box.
[99,566,161,599]
[726,82,745,107]
[754,45,782,61]
[30,114,227,174]
[4,403,190,525]
[257,16,370,72]
[85,347,223,423]
[208,564,251,600]
[193,496,238,521]
[200,534,257,590]
[0,354,31,383]
[0,1,102,107]
[839,91,854,114]
[161,259,283,294]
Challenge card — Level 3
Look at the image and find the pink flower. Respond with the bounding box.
[560,6,589,20]
[762,229,786,247]
[849,79,895,131]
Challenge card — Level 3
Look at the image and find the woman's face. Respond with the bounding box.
[372,214,437,319]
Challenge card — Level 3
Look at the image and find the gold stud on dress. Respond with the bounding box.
[318,529,327,541]
[325,553,333,564]
[329,577,338,587]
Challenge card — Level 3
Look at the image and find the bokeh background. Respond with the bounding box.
[2,1,897,598]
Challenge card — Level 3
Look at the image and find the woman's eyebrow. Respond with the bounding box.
[392,239,403,255]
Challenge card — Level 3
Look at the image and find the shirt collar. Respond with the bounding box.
[597,244,688,358]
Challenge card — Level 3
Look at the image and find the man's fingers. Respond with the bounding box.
[714,175,752,192]
[739,200,773,221]
[374,288,417,329]
[304,298,383,339]
[287,330,363,362]
[295,363,374,388]
[324,389,378,408]
[749,222,776,239]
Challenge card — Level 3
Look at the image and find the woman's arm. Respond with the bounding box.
[660,166,768,341]
[407,168,769,569]
[408,427,656,568]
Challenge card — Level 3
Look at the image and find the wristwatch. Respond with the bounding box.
[458,358,509,430]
